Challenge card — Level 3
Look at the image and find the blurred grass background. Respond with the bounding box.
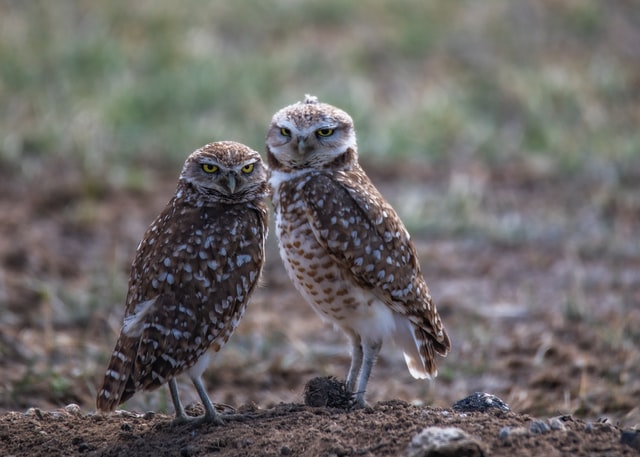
[1,0,639,421]
[1,0,638,183]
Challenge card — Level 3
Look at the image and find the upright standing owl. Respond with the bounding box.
[266,95,450,407]
[96,141,269,424]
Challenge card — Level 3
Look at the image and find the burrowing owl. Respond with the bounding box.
[96,141,269,424]
[266,95,450,407]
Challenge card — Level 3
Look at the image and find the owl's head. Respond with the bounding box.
[179,141,268,204]
[266,95,358,171]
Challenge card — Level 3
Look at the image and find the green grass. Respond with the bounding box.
[1,0,638,185]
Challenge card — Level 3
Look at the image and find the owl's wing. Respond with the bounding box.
[301,171,448,350]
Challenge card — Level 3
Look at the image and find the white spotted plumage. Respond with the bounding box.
[267,95,450,407]
[97,141,269,424]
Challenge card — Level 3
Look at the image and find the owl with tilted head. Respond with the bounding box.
[97,141,269,424]
[266,95,450,407]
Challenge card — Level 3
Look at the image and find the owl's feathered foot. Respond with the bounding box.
[172,410,224,427]
[169,377,226,426]
[351,392,370,409]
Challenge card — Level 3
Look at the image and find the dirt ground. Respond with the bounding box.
[2,398,639,456]
[1,159,639,455]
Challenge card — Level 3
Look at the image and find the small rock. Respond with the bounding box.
[498,426,529,440]
[529,419,551,435]
[280,445,292,455]
[65,404,82,416]
[406,426,485,457]
[621,429,640,451]
[143,411,156,420]
[452,392,510,413]
[548,417,566,431]
[25,407,45,420]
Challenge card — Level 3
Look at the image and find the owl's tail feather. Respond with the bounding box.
[394,317,450,380]
[96,336,136,413]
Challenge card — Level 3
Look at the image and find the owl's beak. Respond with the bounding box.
[226,174,237,193]
[297,137,307,156]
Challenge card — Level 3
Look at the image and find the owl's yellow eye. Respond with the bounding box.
[201,163,218,173]
[280,127,291,137]
[316,128,334,137]
[241,163,254,174]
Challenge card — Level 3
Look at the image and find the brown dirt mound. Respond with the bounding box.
[1,400,638,456]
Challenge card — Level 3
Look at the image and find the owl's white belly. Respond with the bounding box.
[275,207,398,343]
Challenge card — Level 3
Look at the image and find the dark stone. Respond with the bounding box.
[620,429,640,451]
[452,392,510,413]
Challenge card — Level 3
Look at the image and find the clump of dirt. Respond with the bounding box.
[303,376,355,409]
[1,399,638,456]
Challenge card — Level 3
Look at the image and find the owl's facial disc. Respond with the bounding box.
[266,97,359,171]
[271,122,347,167]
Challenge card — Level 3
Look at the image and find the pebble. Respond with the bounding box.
[452,392,510,413]
[406,426,485,457]
[498,426,529,440]
[64,404,82,416]
[25,407,44,419]
[620,430,640,451]
[548,417,566,431]
[498,427,511,440]
[529,419,551,435]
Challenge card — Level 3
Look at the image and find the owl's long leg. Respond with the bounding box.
[345,334,363,392]
[169,378,189,421]
[354,340,382,408]
[191,375,224,425]
[169,377,223,425]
